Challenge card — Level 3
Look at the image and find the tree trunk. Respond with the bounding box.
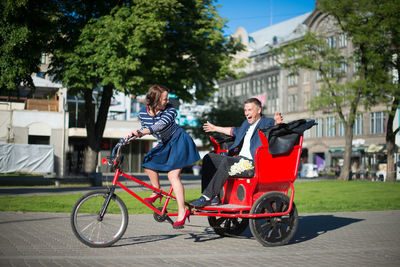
[82,85,113,174]
[339,124,354,181]
[386,97,399,182]
[83,146,98,174]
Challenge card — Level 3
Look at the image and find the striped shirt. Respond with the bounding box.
[138,105,179,144]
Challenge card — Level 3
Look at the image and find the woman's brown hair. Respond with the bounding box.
[145,84,169,112]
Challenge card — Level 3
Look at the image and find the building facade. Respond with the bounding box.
[217,10,398,178]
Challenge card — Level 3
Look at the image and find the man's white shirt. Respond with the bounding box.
[238,118,260,160]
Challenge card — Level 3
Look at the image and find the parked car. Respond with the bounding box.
[299,163,319,178]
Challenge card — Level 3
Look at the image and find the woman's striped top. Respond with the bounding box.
[138,105,179,144]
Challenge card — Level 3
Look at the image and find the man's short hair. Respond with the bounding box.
[244,98,262,109]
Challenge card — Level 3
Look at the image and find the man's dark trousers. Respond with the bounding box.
[201,153,244,198]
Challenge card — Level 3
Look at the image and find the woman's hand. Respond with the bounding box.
[203,121,216,132]
[127,130,141,140]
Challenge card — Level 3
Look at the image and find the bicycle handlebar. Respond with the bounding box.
[102,135,138,167]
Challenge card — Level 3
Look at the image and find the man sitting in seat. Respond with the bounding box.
[190,98,283,208]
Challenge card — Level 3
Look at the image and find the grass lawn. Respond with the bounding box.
[0,180,399,214]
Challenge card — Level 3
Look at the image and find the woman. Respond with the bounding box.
[129,84,200,229]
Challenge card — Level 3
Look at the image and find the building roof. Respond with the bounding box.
[247,12,312,57]
[31,76,62,88]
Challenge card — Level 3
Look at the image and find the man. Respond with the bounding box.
[190,98,283,208]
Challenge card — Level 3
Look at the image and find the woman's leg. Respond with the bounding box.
[144,168,160,196]
[167,168,186,221]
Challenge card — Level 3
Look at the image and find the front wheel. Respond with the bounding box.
[249,191,298,246]
[71,190,129,247]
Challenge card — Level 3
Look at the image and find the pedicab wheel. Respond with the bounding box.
[153,207,169,222]
[71,190,129,248]
[208,216,249,236]
[249,191,298,246]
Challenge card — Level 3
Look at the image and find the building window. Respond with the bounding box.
[28,135,50,145]
[273,36,278,45]
[287,74,298,87]
[303,71,310,84]
[339,61,347,76]
[36,72,46,79]
[235,83,241,96]
[265,75,278,115]
[327,36,335,48]
[326,117,336,137]
[316,118,323,137]
[316,71,322,81]
[304,128,311,139]
[339,119,345,136]
[40,53,47,64]
[303,91,310,108]
[338,33,347,48]
[288,94,297,112]
[370,112,385,134]
[353,114,363,135]
[273,75,278,88]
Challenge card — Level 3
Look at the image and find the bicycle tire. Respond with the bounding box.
[71,190,129,247]
[249,191,298,246]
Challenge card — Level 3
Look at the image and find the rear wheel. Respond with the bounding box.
[249,191,298,246]
[208,216,249,236]
[71,190,128,247]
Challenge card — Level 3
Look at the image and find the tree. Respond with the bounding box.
[0,0,58,95]
[49,0,242,173]
[276,30,368,181]
[367,0,400,182]
[317,0,400,181]
[189,97,244,148]
[277,0,400,180]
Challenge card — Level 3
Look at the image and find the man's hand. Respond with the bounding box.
[274,111,283,125]
[203,121,216,132]
[203,121,233,136]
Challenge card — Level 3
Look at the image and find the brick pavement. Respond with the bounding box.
[0,210,399,266]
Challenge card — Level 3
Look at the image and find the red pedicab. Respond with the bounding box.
[71,123,308,247]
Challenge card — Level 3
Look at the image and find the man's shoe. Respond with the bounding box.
[190,196,211,208]
[211,195,220,205]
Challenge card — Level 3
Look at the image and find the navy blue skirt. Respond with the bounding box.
[142,128,200,172]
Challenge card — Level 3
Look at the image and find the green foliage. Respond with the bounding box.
[51,0,243,101]
[275,0,400,180]
[276,31,359,121]
[295,181,400,212]
[0,0,58,94]
[317,0,398,108]
[189,97,244,146]
[1,181,400,213]
[43,0,244,171]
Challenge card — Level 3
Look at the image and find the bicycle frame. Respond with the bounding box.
[113,169,179,217]
[99,137,182,219]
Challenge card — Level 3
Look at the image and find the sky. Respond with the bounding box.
[216,0,316,35]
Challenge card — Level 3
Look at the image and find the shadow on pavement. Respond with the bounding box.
[292,214,364,244]
[116,234,182,247]
[203,214,364,244]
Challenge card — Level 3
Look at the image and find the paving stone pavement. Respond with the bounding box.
[0,210,399,266]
